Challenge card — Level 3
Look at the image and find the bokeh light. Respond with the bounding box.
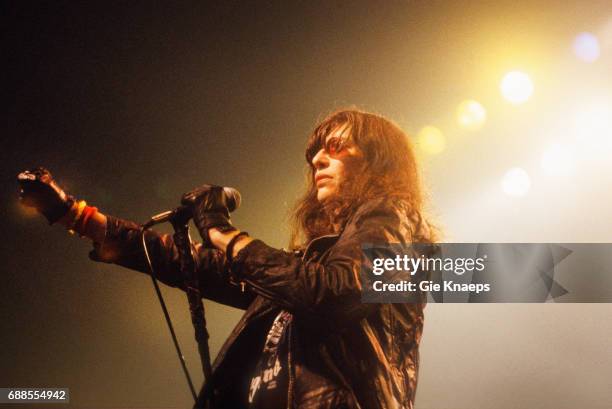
[456,99,487,131]
[417,125,446,155]
[500,71,534,104]
[573,32,600,62]
[501,167,531,196]
[541,144,575,176]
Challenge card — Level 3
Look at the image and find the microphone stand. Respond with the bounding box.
[141,210,213,405]
[169,212,213,382]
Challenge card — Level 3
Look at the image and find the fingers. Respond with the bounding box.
[17,172,41,194]
[17,170,37,182]
[17,167,51,183]
[33,166,50,176]
[17,168,47,207]
[181,184,215,205]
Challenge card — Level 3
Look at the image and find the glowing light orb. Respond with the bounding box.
[501,167,531,196]
[417,126,446,155]
[573,32,600,63]
[456,99,487,130]
[500,71,534,104]
[541,144,575,176]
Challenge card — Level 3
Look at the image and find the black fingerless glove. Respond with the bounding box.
[17,167,75,224]
[181,184,236,247]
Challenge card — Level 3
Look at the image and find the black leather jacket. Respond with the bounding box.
[90,197,430,409]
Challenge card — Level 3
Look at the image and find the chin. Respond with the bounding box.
[316,190,329,203]
[317,187,336,203]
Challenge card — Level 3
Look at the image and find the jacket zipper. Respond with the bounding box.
[285,235,338,409]
[286,320,294,409]
[302,234,361,408]
[320,346,362,409]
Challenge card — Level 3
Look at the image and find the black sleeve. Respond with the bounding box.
[228,199,414,323]
[89,215,256,310]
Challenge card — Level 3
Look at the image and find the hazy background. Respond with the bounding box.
[2,1,612,408]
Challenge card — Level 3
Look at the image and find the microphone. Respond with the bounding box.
[143,187,241,229]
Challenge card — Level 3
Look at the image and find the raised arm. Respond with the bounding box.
[89,214,255,309]
[17,167,255,310]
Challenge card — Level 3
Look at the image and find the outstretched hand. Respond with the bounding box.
[17,167,75,224]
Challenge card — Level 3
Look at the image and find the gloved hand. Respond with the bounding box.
[17,167,75,224]
[181,184,237,247]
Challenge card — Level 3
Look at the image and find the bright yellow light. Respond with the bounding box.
[417,126,446,155]
[501,167,531,196]
[500,71,534,104]
[456,99,487,130]
[541,144,575,176]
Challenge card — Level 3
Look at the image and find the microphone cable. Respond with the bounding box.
[141,226,198,402]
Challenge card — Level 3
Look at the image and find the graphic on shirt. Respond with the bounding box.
[248,310,292,405]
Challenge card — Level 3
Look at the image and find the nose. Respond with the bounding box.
[311,148,329,170]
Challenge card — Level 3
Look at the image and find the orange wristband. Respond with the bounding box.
[74,206,98,237]
[68,200,86,234]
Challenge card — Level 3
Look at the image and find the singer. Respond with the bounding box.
[18,108,438,409]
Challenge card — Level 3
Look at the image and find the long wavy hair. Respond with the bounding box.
[288,108,439,249]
